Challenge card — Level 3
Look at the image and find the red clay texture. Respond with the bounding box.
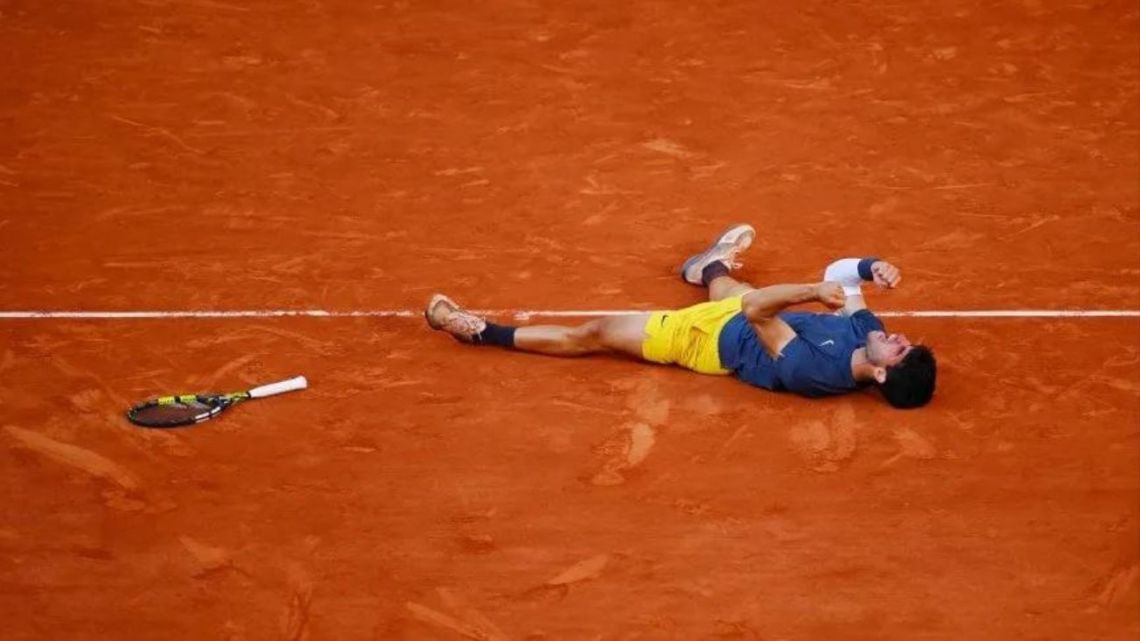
[1,1,1138,640]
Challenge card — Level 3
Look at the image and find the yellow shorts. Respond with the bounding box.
[641,296,743,375]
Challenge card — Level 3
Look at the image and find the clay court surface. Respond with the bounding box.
[1,1,1138,639]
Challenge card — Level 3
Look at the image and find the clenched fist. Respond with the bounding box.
[815,281,848,310]
[871,261,902,288]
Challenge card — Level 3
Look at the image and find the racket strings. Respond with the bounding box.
[130,396,222,426]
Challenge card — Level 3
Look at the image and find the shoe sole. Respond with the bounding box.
[424,294,457,330]
[680,223,756,285]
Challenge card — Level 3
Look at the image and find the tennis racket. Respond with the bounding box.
[127,375,308,428]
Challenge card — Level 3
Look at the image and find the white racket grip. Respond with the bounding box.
[248,375,308,399]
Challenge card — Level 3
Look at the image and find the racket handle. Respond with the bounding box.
[248,375,308,399]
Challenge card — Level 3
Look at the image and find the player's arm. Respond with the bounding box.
[741,283,847,358]
[823,258,902,315]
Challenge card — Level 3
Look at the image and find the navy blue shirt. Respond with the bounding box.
[718,310,884,397]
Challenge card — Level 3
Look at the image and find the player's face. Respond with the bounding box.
[866,331,913,366]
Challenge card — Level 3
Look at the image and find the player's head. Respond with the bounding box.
[865,331,936,409]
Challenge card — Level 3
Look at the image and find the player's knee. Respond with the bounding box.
[569,320,606,350]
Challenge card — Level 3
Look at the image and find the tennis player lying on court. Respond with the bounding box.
[425,224,936,408]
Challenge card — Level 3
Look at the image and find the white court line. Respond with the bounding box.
[0,309,1138,320]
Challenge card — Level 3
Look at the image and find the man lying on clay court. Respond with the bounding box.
[425,224,936,408]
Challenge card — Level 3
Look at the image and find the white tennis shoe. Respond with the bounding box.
[679,223,756,285]
[425,294,486,343]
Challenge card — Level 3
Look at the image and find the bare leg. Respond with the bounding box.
[707,273,756,302]
[513,313,651,360]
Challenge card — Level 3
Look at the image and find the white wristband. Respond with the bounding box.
[824,258,871,298]
[824,257,861,281]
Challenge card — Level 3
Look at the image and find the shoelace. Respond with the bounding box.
[443,310,486,337]
[722,243,745,270]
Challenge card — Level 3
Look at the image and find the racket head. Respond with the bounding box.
[127,393,246,428]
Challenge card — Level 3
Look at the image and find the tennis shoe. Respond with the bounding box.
[425,294,486,343]
[679,223,756,286]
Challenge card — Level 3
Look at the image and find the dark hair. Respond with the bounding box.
[880,346,936,409]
